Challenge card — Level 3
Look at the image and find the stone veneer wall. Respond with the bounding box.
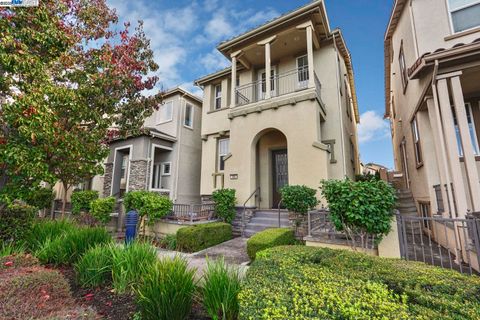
[128,159,148,192]
[103,163,113,197]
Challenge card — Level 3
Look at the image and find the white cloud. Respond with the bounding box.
[179,82,204,98]
[204,13,235,42]
[357,111,390,143]
[199,50,230,72]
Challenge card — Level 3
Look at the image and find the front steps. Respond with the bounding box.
[243,209,290,238]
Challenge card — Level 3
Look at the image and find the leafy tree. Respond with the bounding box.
[280,185,318,215]
[0,0,160,214]
[320,179,397,250]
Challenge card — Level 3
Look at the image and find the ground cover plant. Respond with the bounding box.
[177,222,233,252]
[239,246,480,320]
[246,228,296,260]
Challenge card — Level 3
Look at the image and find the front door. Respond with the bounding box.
[257,67,277,100]
[272,149,288,208]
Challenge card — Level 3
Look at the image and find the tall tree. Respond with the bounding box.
[0,0,160,213]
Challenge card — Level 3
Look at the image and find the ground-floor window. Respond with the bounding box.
[218,138,229,171]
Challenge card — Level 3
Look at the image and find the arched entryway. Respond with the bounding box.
[252,128,288,209]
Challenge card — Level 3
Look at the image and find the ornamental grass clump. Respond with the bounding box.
[202,257,242,320]
[110,241,158,293]
[75,244,114,288]
[25,219,76,252]
[137,256,196,320]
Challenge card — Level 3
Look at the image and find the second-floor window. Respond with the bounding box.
[411,117,423,166]
[184,103,193,128]
[214,84,222,110]
[218,138,229,171]
[453,103,480,156]
[158,101,173,123]
[297,55,309,87]
[399,44,408,91]
[448,0,480,33]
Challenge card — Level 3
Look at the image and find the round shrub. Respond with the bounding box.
[23,187,55,210]
[280,185,318,214]
[71,190,99,214]
[0,203,36,245]
[212,188,237,224]
[176,222,232,253]
[90,197,116,224]
[123,190,173,224]
[246,228,296,260]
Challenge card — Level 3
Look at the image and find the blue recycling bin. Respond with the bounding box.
[125,210,139,245]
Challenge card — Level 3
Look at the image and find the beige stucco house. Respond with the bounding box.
[52,87,203,208]
[385,0,480,271]
[195,0,360,209]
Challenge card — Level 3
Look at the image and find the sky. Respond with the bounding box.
[106,0,395,169]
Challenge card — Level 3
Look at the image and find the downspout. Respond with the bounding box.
[332,33,348,177]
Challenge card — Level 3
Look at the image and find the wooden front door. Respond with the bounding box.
[272,149,288,208]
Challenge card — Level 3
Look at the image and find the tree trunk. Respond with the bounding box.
[61,182,70,219]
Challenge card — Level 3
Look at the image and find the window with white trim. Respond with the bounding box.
[297,55,309,86]
[184,103,193,128]
[158,101,173,123]
[447,0,480,33]
[411,117,423,166]
[399,43,408,91]
[161,162,171,176]
[151,163,162,189]
[214,84,222,110]
[453,103,480,156]
[218,138,229,171]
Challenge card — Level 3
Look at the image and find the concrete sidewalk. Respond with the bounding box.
[157,237,250,278]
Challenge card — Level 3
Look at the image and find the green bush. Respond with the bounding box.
[23,187,55,210]
[123,190,173,225]
[246,228,296,260]
[176,222,232,253]
[110,241,158,293]
[320,179,397,244]
[239,246,480,320]
[71,190,99,214]
[90,197,116,224]
[74,244,114,288]
[137,256,196,320]
[25,219,76,252]
[159,234,177,250]
[36,226,111,265]
[280,185,318,214]
[202,257,242,320]
[0,203,36,245]
[212,188,237,224]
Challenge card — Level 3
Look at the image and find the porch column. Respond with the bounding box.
[436,78,469,218]
[451,75,480,211]
[257,36,277,100]
[306,25,315,88]
[230,54,237,108]
[426,96,455,217]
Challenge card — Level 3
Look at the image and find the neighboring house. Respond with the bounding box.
[195,0,361,209]
[52,87,203,207]
[363,162,388,176]
[385,0,480,219]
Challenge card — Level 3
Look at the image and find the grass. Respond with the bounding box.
[25,219,76,252]
[75,244,114,288]
[202,257,242,320]
[136,256,196,320]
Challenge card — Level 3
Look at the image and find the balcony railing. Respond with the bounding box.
[235,66,316,107]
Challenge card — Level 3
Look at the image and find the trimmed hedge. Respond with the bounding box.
[176,222,232,252]
[0,203,37,244]
[71,190,99,214]
[246,228,295,260]
[239,246,480,320]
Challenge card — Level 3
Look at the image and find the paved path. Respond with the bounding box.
[157,237,250,278]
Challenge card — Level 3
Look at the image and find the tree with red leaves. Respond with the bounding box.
[0,0,161,214]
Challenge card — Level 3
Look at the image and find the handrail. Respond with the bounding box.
[242,187,260,237]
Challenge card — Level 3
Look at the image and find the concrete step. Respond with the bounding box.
[249,217,290,224]
[245,222,290,231]
[254,211,289,219]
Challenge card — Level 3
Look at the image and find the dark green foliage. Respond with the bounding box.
[35,226,112,265]
[123,191,173,224]
[159,234,177,250]
[239,246,480,320]
[176,222,232,253]
[280,185,318,214]
[137,256,196,320]
[212,188,237,224]
[246,228,296,260]
[202,258,242,320]
[90,197,116,224]
[320,179,397,242]
[23,187,55,210]
[355,172,380,182]
[25,219,76,252]
[74,244,114,288]
[0,203,36,244]
[71,190,99,214]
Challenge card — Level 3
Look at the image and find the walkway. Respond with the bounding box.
[157,237,250,278]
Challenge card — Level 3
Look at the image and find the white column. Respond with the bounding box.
[265,42,271,99]
[426,97,454,217]
[306,25,315,88]
[230,56,237,107]
[437,78,469,218]
[451,76,480,211]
